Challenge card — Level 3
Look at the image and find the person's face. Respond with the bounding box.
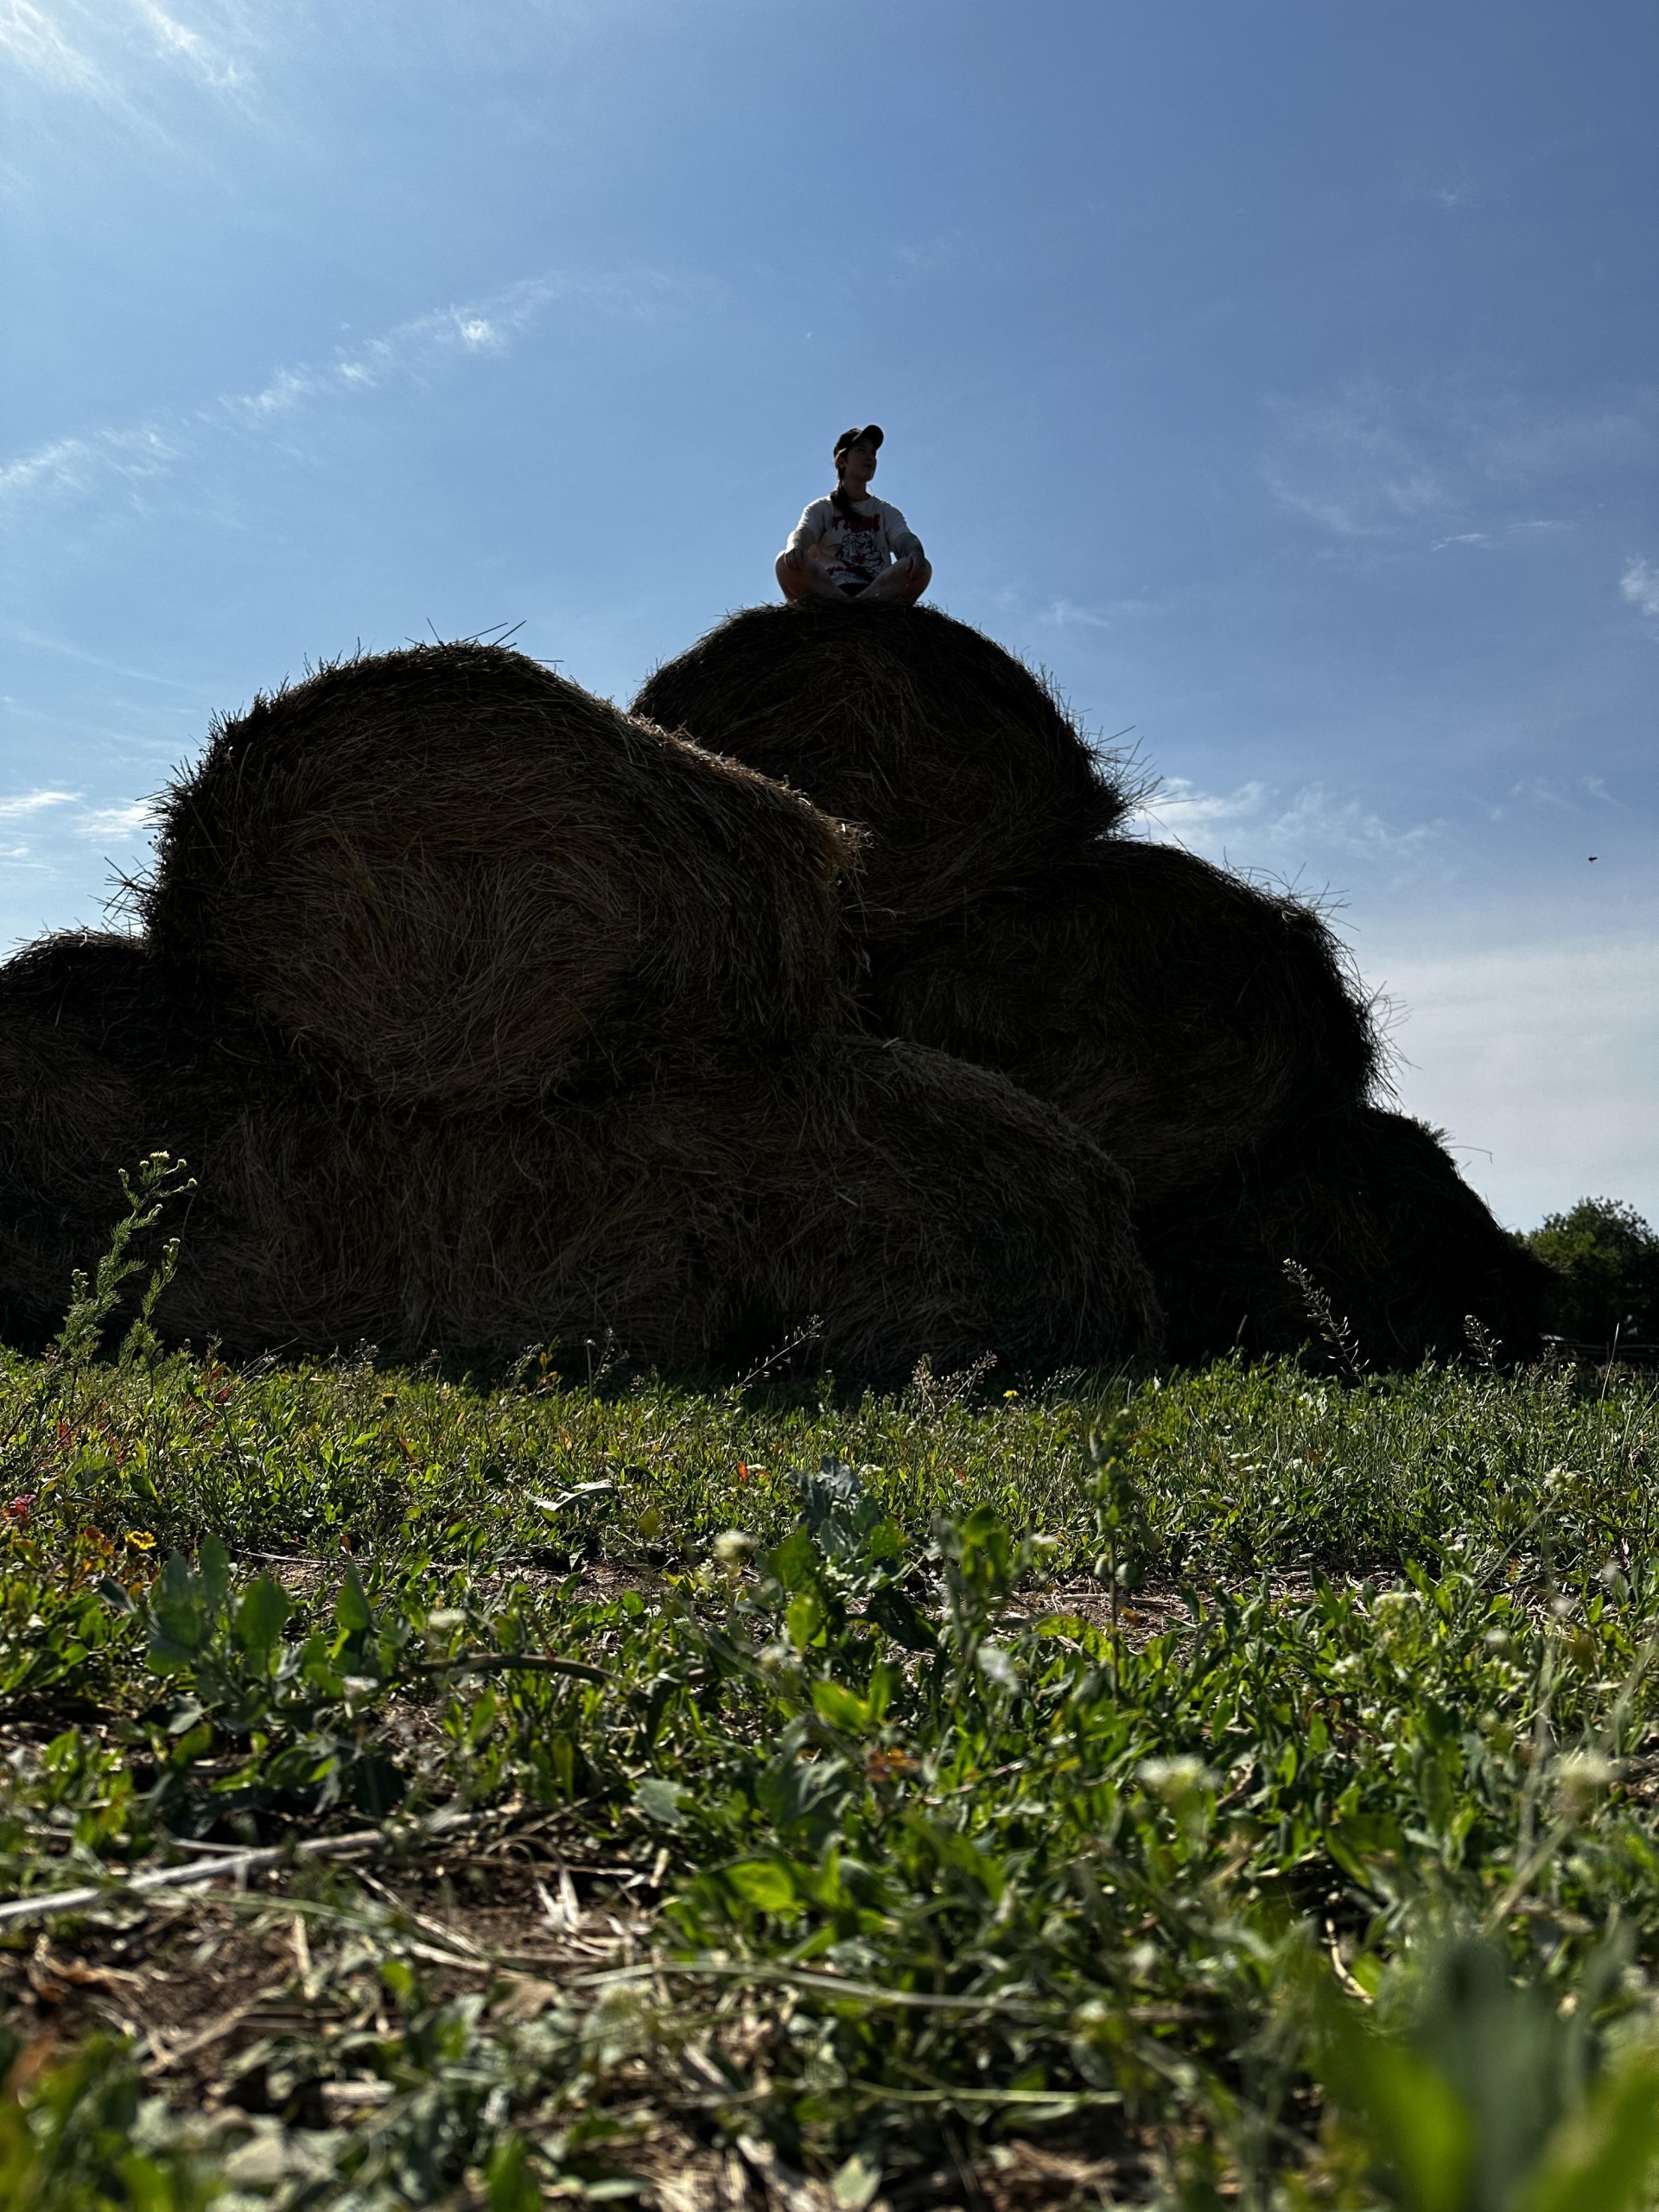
[839,438,879,485]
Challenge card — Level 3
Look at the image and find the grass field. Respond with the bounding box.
[7,1179,1659,2207]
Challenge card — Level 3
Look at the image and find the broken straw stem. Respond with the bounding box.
[0,1811,479,1929]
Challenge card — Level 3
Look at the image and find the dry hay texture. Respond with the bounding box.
[633,601,1128,929]
[1141,1107,1551,1369]
[2,613,1548,1373]
[863,839,1378,1201]
[639,602,1545,1363]
[0,929,1154,1376]
[0,929,376,1344]
[140,643,860,1107]
[296,1037,1157,1378]
[634,607,1379,1185]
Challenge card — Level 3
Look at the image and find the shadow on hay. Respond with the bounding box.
[632,601,1130,930]
[635,604,1541,1370]
[1141,1106,1551,1368]
[4,617,1540,1383]
[0,935,1158,1381]
[0,931,352,1351]
[137,642,861,1108]
[634,604,1381,1177]
[864,837,1381,1199]
[294,1037,1159,1379]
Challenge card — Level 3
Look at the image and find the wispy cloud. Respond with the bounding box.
[1263,382,1658,548]
[0,0,105,93]
[1135,774,1446,882]
[0,786,80,820]
[223,286,547,425]
[1430,519,1571,553]
[0,790,157,880]
[889,230,967,279]
[1622,556,1659,629]
[0,269,683,524]
[0,424,180,505]
[74,799,155,839]
[1036,594,1163,632]
[0,0,254,106]
[129,0,245,92]
[1142,778,1268,831]
[1038,599,1113,632]
[1507,773,1628,814]
[1262,385,1445,537]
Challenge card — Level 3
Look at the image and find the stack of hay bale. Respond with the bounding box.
[0,643,1157,1375]
[635,602,1547,1364]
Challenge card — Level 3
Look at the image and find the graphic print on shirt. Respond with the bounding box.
[832,510,883,587]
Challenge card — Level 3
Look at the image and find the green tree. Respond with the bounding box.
[1523,1198,1659,1344]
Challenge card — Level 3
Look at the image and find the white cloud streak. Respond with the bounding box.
[1262,386,1445,537]
[0,786,80,819]
[1135,774,1446,881]
[0,0,253,105]
[1622,556,1659,628]
[0,425,180,505]
[0,0,104,92]
[1263,382,1658,547]
[223,286,549,425]
[1506,773,1628,814]
[1036,594,1165,633]
[74,799,155,838]
[129,0,245,90]
[0,270,677,524]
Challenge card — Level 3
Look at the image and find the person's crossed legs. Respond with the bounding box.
[858,552,931,603]
[775,548,847,601]
[775,549,931,604]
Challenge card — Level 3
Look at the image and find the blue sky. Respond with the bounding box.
[3,0,1656,1228]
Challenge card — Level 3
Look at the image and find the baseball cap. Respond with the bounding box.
[833,423,885,461]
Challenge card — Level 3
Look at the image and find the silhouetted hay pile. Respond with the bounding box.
[141,643,860,1105]
[639,603,1542,1363]
[3,613,1546,1375]
[1140,1108,1551,1368]
[0,934,156,1245]
[0,928,1154,1375]
[1,932,229,1340]
[0,931,365,1350]
[633,601,1128,929]
[634,607,1377,1185]
[182,1038,1153,1376]
[864,839,1378,1199]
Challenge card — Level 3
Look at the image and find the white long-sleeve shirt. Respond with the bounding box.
[786,495,923,593]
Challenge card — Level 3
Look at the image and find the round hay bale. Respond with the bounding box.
[0,934,1156,1377]
[0,931,374,1350]
[176,1039,1159,1378]
[369,1039,1159,1380]
[0,935,251,1339]
[140,642,861,1106]
[1138,1107,1549,1368]
[631,602,1128,929]
[865,838,1379,1200]
[0,933,150,1215]
[0,934,157,1341]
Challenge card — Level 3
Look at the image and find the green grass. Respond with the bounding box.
[8,1200,1659,2204]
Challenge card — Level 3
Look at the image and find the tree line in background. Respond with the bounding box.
[1523,1198,1659,1347]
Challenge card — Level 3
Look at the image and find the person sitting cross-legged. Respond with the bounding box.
[776,425,932,605]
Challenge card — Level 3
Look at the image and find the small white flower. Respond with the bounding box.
[712,1529,758,1569]
[976,1643,1021,1689]
[1137,1754,1216,1800]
